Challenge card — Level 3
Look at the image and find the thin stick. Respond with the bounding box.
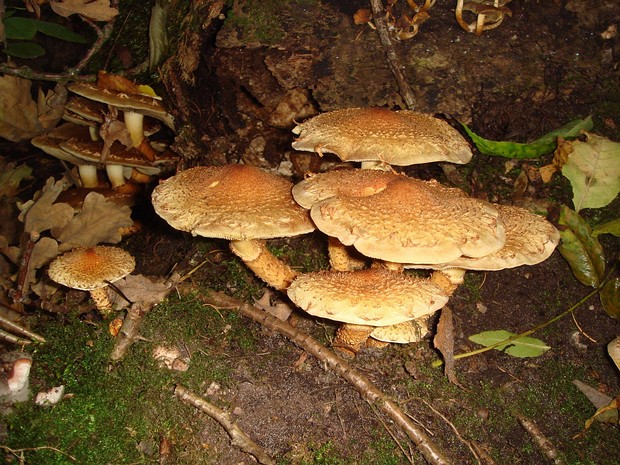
[0,311,46,343]
[369,0,417,109]
[173,384,276,465]
[0,328,32,345]
[194,289,453,465]
[109,302,150,362]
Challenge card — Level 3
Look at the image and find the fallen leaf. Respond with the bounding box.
[149,0,169,70]
[558,205,605,287]
[592,218,620,237]
[468,330,551,358]
[23,237,60,297]
[50,0,119,22]
[254,289,294,321]
[0,76,66,141]
[600,277,620,319]
[18,177,74,241]
[561,132,620,211]
[0,164,32,197]
[433,306,461,386]
[52,192,133,251]
[110,274,173,309]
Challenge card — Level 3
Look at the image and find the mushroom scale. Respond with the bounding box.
[310,177,506,264]
[292,107,472,166]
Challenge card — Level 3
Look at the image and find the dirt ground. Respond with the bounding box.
[2,1,620,464]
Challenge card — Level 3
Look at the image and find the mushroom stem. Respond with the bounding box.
[327,237,366,271]
[78,164,99,188]
[333,323,375,357]
[230,240,298,291]
[123,110,145,149]
[90,287,113,314]
[430,268,466,296]
[106,164,127,188]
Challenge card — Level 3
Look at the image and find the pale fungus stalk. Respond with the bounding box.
[229,240,298,291]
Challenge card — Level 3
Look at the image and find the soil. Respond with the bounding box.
[1,1,620,464]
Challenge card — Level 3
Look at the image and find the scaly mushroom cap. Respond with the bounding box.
[287,268,449,326]
[151,164,315,240]
[292,108,472,166]
[48,246,135,291]
[407,204,560,271]
[311,177,505,264]
[292,169,403,209]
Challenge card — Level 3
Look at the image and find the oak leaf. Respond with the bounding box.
[50,0,119,22]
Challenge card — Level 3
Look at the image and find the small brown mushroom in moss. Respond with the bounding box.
[48,246,135,314]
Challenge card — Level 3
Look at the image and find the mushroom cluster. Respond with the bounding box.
[32,72,176,190]
[284,108,560,355]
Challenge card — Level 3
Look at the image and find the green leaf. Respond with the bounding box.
[4,42,45,58]
[468,330,551,358]
[461,116,593,159]
[4,17,39,40]
[558,205,605,287]
[562,132,620,211]
[35,21,88,44]
[593,218,620,237]
[600,277,620,319]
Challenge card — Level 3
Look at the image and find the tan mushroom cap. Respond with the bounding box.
[48,246,135,291]
[370,319,430,344]
[67,82,175,130]
[292,108,472,166]
[406,204,560,271]
[292,169,403,209]
[287,268,449,327]
[311,177,506,264]
[31,123,93,164]
[151,164,315,240]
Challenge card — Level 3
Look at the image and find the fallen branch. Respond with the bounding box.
[192,289,453,465]
[0,310,46,343]
[369,0,417,109]
[173,384,276,465]
[109,302,151,362]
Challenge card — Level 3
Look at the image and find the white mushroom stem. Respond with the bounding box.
[78,164,99,188]
[430,268,466,296]
[230,240,298,291]
[106,164,127,188]
[90,287,114,314]
[88,126,100,141]
[7,358,31,393]
[333,324,375,357]
[123,110,145,148]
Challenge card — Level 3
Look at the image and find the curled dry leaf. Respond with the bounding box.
[110,274,174,310]
[52,192,134,251]
[50,0,119,22]
[18,177,74,241]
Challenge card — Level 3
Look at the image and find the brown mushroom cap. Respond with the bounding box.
[151,164,315,240]
[292,169,403,209]
[48,246,135,291]
[67,82,175,129]
[406,204,560,271]
[310,177,505,264]
[31,123,94,165]
[292,108,472,166]
[287,268,449,326]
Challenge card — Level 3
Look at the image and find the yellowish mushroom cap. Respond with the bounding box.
[287,268,449,326]
[292,108,472,166]
[151,164,315,240]
[310,177,505,264]
[48,246,135,291]
[406,204,560,271]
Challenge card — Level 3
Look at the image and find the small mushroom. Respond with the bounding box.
[455,0,512,35]
[287,268,449,356]
[48,246,135,314]
[151,165,316,290]
[31,123,101,188]
[292,107,472,169]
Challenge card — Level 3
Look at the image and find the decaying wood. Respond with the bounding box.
[369,0,417,109]
[109,302,151,362]
[194,289,453,465]
[173,384,276,465]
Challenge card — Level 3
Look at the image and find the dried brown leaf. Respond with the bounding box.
[53,192,133,251]
[110,274,173,309]
[18,178,74,241]
[433,306,461,386]
[50,0,119,21]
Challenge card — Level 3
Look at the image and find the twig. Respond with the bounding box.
[193,289,453,465]
[369,0,417,109]
[0,311,46,343]
[0,328,32,345]
[515,413,564,464]
[173,384,276,465]
[0,445,77,462]
[109,302,151,362]
[10,238,35,304]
